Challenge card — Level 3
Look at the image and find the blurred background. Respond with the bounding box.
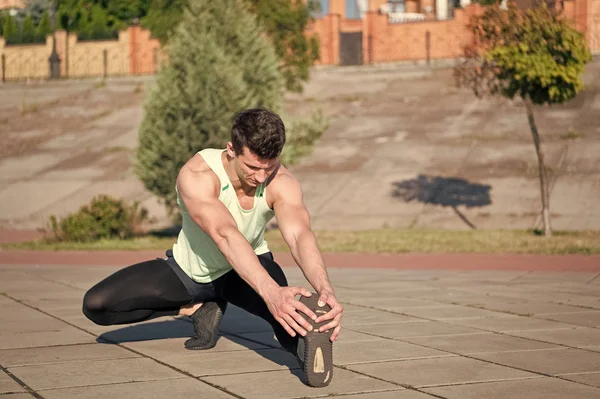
[0,0,598,253]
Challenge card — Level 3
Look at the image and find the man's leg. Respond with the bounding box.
[82,257,195,326]
[216,252,298,352]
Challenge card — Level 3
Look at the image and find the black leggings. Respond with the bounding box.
[82,252,297,351]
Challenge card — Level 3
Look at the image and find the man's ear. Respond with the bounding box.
[226,142,236,158]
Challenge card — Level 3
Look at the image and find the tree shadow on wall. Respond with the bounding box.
[392,175,492,229]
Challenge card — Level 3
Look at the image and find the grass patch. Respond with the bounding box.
[3,229,600,254]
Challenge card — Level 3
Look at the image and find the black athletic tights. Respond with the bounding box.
[82,252,297,351]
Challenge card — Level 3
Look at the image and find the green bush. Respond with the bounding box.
[48,195,150,242]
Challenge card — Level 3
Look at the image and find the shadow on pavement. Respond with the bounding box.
[392,174,492,229]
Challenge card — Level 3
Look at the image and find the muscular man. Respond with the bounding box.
[82,108,343,387]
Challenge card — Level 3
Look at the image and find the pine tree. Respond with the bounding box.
[22,15,37,43]
[2,14,17,42]
[36,11,51,41]
[136,0,283,211]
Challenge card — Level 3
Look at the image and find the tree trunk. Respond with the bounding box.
[524,95,552,237]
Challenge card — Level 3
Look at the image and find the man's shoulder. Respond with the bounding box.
[177,155,220,197]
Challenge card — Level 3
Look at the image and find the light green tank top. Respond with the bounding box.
[172,148,275,283]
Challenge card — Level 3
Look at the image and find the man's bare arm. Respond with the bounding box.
[272,172,344,340]
[176,166,316,337]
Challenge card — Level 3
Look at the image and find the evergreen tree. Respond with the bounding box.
[2,14,17,40]
[136,0,283,211]
[36,11,52,41]
[88,5,110,40]
[21,15,37,43]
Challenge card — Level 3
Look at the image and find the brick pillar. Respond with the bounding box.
[129,25,141,75]
[328,14,341,65]
[363,11,374,64]
[53,30,68,77]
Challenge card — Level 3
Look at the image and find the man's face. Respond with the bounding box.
[227,143,279,188]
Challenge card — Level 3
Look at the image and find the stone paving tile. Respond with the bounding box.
[0,395,35,399]
[506,327,600,347]
[343,297,439,311]
[400,305,511,320]
[0,327,96,350]
[350,321,482,339]
[423,377,600,398]
[339,307,423,326]
[40,378,234,399]
[403,332,560,354]
[160,347,300,377]
[334,338,453,365]
[8,358,185,391]
[538,311,600,328]
[124,335,268,357]
[513,272,598,283]
[472,301,590,316]
[347,356,536,387]
[472,348,600,375]
[446,316,578,332]
[1,370,26,394]
[204,367,398,399]
[0,343,139,367]
[557,372,600,388]
[320,390,436,399]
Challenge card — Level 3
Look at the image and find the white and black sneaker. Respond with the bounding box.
[295,294,334,387]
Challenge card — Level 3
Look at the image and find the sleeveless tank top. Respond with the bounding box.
[172,148,275,283]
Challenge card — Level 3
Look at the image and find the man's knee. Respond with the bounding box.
[82,288,111,325]
[260,256,287,287]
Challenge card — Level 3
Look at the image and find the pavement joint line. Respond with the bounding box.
[556,371,600,377]
[1,293,244,399]
[33,376,189,392]
[5,355,142,369]
[346,325,600,391]
[337,354,458,366]
[586,272,600,284]
[415,375,545,389]
[287,387,410,399]
[508,270,534,282]
[342,298,600,347]
[0,363,45,399]
[335,364,449,399]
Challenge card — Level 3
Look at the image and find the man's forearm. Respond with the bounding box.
[291,231,334,294]
[215,227,279,297]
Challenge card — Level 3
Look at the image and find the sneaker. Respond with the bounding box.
[184,300,227,350]
[296,294,334,387]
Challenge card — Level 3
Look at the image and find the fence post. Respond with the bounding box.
[1,54,5,83]
[153,48,158,73]
[425,30,431,66]
[103,49,108,78]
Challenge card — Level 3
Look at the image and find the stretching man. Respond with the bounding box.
[82,108,343,387]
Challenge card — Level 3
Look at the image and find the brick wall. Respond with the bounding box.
[0,0,24,10]
[0,26,164,81]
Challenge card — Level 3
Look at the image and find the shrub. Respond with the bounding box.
[48,195,150,242]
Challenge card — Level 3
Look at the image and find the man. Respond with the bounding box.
[82,108,343,387]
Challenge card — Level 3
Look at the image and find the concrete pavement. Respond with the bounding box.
[1,262,600,398]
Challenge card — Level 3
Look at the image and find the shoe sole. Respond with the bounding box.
[299,294,333,387]
[184,301,227,350]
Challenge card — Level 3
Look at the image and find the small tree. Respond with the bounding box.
[21,15,37,43]
[136,0,283,212]
[36,11,51,41]
[454,2,591,236]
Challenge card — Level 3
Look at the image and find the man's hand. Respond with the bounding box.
[263,286,317,338]
[314,290,344,341]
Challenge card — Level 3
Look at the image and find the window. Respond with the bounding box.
[346,0,361,19]
[312,0,330,18]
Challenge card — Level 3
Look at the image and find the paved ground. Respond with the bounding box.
[1,60,599,233]
[1,260,600,399]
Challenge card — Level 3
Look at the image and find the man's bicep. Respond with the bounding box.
[273,180,311,242]
[177,171,237,236]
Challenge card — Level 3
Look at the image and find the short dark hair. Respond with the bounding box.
[231,108,286,159]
